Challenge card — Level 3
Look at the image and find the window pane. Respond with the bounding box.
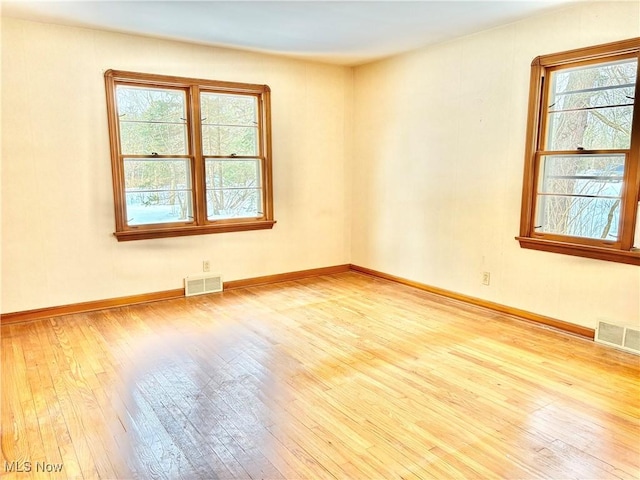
[546,59,637,150]
[201,92,258,156]
[536,154,624,240]
[200,93,257,125]
[206,189,262,220]
[205,158,262,220]
[119,122,188,155]
[201,125,258,156]
[205,158,261,189]
[124,158,193,225]
[117,86,187,155]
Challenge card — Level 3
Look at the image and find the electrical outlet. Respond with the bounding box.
[482,272,490,286]
[203,260,210,272]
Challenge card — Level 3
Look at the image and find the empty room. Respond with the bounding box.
[1,0,639,478]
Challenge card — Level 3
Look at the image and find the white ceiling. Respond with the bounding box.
[1,1,578,65]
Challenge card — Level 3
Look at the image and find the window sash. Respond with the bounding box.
[204,157,264,221]
[123,157,195,226]
[541,55,637,152]
[531,149,634,248]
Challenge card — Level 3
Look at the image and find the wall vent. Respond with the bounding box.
[184,274,223,297]
[595,321,640,355]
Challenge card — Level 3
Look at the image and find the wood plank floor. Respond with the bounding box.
[2,271,639,479]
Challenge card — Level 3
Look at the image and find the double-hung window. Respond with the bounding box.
[105,70,274,241]
[518,39,640,265]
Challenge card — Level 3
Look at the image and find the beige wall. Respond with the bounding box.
[351,1,640,330]
[2,2,639,331]
[1,18,353,312]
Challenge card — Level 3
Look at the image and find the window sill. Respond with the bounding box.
[516,237,640,266]
[115,220,276,242]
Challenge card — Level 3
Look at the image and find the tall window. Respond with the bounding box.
[105,70,274,241]
[518,39,640,265]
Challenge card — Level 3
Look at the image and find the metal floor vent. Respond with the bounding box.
[185,274,223,297]
[595,321,640,355]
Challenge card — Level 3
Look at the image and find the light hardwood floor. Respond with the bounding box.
[2,272,639,479]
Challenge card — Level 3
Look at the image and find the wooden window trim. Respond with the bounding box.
[105,70,275,241]
[518,38,640,266]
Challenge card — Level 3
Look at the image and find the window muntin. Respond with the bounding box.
[105,70,275,241]
[518,39,640,265]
